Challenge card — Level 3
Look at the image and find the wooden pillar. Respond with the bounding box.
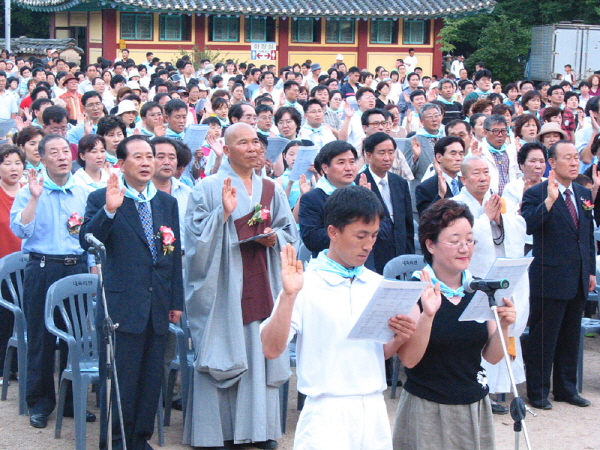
[278,17,289,66]
[102,9,117,58]
[432,18,444,78]
[357,19,368,69]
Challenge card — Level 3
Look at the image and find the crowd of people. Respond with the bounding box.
[0,46,598,450]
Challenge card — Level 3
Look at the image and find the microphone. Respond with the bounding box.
[85,233,106,252]
[463,278,509,293]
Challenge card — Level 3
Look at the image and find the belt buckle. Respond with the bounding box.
[64,257,77,266]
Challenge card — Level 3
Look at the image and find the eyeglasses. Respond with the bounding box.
[85,102,103,109]
[367,121,387,127]
[486,128,508,136]
[439,239,477,249]
[278,119,294,126]
[360,96,376,100]
[422,113,442,120]
[48,126,68,134]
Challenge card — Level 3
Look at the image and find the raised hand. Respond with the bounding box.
[419,270,441,318]
[15,115,29,131]
[83,114,93,135]
[434,159,447,198]
[592,165,600,202]
[154,122,167,137]
[299,173,311,195]
[546,169,559,206]
[469,138,482,157]
[411,136,421,162]
[359,172,371,190]
[280,243,304,296]
[343,100,354,119]
[222,177,237,221]
[28,168,44,198]
[207,134,224,158]
[22,107,32,122]
[105,172,125,214]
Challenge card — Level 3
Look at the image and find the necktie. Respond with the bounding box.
[380,178,394,221]
[564,189,578,228]
[451,178,460,196]
[138,193,158,262]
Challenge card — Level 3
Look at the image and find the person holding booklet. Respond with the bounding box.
[392,199,516,450]
[261,185,418,450]
[183,122,298,449]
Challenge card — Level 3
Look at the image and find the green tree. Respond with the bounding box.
[468,15,531,83]
[0,3,50,39]
[438,0,600,82]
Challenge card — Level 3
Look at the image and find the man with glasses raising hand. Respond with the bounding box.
[480,115,519,195]
[67,91,106,146]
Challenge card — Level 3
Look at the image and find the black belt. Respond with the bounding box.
[29,252,85,266]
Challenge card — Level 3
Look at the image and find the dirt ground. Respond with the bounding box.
[1,336,599,450]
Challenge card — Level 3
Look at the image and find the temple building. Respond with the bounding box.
[14,0,495,75]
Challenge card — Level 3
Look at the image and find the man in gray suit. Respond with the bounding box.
[403,102,445,219]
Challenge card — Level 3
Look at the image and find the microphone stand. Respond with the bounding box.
[484,288,532,450]
[89,246,127,450]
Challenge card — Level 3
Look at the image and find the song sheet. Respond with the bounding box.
[183,124,209,151]
[266,137,290,163]
[459,257,534,322]
[289,145,318,181]
[347,279,427,343]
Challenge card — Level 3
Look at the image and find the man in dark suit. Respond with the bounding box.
[521,140,595,410]
[299,141,359,257]
[415,136,465,216]
[80,135,184,450]
[357,132,414,274]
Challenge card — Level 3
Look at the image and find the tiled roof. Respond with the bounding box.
[14,0,496,18]
[0,37,84,55]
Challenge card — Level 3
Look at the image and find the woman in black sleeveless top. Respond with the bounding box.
[392,199,516,450]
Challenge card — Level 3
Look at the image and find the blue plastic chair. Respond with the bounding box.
[0,251,29,415]
[382,254,426,398]
[45,273,99,450]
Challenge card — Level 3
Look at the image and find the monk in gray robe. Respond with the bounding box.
[183,123,298,449]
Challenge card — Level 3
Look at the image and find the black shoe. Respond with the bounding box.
[491,402,509,415]
[171,398,183,411]
[253,440,278,450]
[554,394,591,407]
[63,408,97,422]
[30,413,48,428]
[529,398,552,410]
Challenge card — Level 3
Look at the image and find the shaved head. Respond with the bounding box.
[224,122,255,146]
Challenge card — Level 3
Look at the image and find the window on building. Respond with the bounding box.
[291,18,320,43]
[120,13,153,41]
[403,19,429,45]
[244,17,276,42]
[159,14,191,41]
[209,16,240,42]
[325,19,355,44]
[370,19,398,44]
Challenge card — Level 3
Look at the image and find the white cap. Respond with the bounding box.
[336,54,344,60]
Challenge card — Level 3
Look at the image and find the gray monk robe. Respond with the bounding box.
[183,161,298,447]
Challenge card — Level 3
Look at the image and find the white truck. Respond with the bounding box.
[526,21,600,82]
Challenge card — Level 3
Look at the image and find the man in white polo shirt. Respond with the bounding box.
[262,186,418,450]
